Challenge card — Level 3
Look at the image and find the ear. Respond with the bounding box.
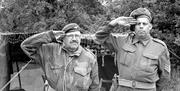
[149,23,153,30]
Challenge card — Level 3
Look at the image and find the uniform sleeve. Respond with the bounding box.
[95,24,122,52]
[89,57,100,91]
[157,47,171,91]
[20,31,56,62]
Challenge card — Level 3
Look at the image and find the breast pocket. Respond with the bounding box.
[120,45,136,66]
[140,53,158,72]
[73,62,92,90]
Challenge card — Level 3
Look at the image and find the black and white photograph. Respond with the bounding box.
[0,0,179,91]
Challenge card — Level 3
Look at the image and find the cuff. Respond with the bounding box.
[107,23,115,28]
[48,31,56,42]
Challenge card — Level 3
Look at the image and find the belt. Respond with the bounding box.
[118,78,156,89]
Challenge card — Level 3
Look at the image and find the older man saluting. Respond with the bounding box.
[21,23,100,91]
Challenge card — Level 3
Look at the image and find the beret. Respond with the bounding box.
[130,8,152,22]
[62,23,82,33]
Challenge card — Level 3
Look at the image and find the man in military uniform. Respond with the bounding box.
[21,23,100,91]
[95,8,170,91]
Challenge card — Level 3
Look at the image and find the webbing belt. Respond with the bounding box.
[118,78,156,89]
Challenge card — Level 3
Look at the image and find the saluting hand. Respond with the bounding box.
[109,16,137,26]
[53,30,65,42]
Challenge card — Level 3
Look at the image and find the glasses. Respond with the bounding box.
[66,34,81,38]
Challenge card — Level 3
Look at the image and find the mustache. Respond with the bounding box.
[136,30,145,32]
[70,40,79,43]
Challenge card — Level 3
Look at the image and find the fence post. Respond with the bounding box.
[0,35,10,91]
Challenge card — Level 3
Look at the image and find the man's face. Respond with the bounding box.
[134,17,152,38]
[63,31,81,51]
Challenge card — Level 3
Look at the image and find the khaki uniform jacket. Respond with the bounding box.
[21,31,100,91]
[95,25,170,90]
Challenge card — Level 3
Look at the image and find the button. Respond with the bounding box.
[132,81,136,88]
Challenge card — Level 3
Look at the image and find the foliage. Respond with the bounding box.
[0,0,106,33]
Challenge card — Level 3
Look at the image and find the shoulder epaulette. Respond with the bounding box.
[84,48,96,58]
[152,38,167,47]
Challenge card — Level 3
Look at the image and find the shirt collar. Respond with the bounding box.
[62,46,82,57]
[132,36,152,46]
[132,37,139,45]
[141,39,151,46]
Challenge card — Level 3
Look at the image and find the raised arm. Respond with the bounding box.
[95,16,136,51]
[20,31,64,61]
